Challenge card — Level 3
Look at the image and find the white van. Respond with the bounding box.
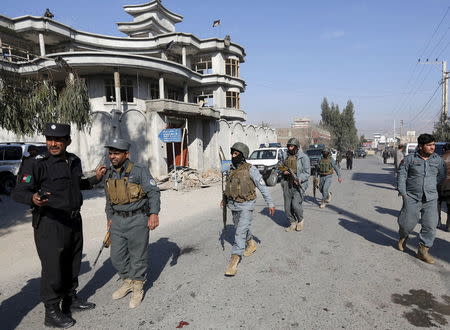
[405,143,418,155]
[247,147,287,186]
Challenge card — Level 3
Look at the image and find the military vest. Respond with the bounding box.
[318,157,333,175]
[106,162,146,205]
[224,162,257,202]
[285,155,298,174]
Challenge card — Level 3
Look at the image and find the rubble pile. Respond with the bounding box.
[157,167,221,191]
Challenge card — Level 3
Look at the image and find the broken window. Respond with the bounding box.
[226,91,240,109]
[225,58,240,77]
[104,79,134,103]
[194,92,214,107]
[191,56,212,74]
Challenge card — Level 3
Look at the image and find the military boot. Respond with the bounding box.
[129,280,145,309]
[319,201,326,208]
[112,278,133,300]
[243,239,257,257]
[296,220,304,231]
[285,221,297,232]
[397,237,408,252]
[225,254,241,276]
[326,192,333,203]
[44,303,75,328]
[417,244,435,264]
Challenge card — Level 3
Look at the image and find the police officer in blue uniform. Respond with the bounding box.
[318,148,342,208]
[397,134,446,264]
[102,138,160,308]
[12,123,105,328]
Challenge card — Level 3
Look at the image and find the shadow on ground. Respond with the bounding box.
[351,172,394,185]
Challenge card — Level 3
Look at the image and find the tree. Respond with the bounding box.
[432,113,450,141]
[320,98,358,152]
[0,69,92,136]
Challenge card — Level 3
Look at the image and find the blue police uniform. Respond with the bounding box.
[397,151,446,247]
[319,157,342,202]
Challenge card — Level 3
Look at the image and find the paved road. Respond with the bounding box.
[1,156,450,329]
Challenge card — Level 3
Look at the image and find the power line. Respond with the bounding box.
[405,82,442,124]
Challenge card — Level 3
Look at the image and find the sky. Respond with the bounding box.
[2,0,450,138]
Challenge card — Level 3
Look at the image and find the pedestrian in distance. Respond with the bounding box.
[102,138,160,308]
[346,149,354,170]
[318,148,343,209]
[382,149,390,164]
[222,142,275,276]
[397,134,446,264]
[280,138,311,232]
[11,123,106,328]
[394,144,405,173]
[438,143,450,231]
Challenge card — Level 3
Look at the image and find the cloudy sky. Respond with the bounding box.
[2,0,450,138]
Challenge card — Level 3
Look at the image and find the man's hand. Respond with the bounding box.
[268,207,275,216]
[95,166,107,181]
[148,214,159,230]
[338,178,343,183]
[32,192,50,207]
[283,170,290,175]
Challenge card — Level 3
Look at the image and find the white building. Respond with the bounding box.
[291,117,311,128]
[0,1,276,176]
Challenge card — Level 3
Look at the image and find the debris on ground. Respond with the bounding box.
[157,167,221,191]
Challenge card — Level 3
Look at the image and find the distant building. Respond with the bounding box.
[277,121,331,148]
[291,117,311,128]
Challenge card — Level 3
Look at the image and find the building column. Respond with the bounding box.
[38,33,46,56]
[159,74,165,99]
[187,119,204,171]
[161,51,167,61]
[114,71,122,111]
[182,46,187,66]
[183,82,188,103]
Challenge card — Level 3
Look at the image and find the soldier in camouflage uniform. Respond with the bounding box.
[281,138,311,232]
[318,148,342,208]
[223,142,275,276]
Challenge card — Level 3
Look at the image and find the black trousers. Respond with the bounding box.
[346,158,353,170]
[34,215,83,306]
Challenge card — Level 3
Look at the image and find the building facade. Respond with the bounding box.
[0,1,276,176]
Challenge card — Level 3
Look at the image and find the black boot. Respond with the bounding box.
[61,295,96,315]
[44,303,75,328]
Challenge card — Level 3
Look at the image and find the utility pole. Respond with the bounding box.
[400,120,403,143]
[441,61,448,123]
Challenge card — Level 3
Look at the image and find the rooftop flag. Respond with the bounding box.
[212,19,221,27]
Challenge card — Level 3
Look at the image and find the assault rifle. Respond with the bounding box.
[278,164,299,188]
[93,231,111,268]
[312,165,320,199]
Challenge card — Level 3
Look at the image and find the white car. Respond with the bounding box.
[247,147,287,186]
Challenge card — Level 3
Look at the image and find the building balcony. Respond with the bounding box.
[146,99,220,119]
[218,108,247,121]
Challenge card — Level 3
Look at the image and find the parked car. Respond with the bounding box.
[356,148,367,158]
[306,145,325,175]
[435,142,447,156]
[247,147,287,186]
[0,142,47,194]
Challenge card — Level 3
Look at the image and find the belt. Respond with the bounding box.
[113,209,145,217]
[41,207,80,219]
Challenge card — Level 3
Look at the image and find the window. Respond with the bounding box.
[3,146,22,160]
[148,81,159,99]
[191,56,212,74]
[194,93,214,107]
[104,79,134,102]
[167,53,182,64]
[226,91,240,109]
[225,58,240,77]
[167,86,181,101]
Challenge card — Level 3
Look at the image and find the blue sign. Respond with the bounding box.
[158,129,182,143]
[221,160,232,173]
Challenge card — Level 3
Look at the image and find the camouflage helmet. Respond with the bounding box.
[322,148,330,156]
[231,142,250,158]
[287,137,300,148]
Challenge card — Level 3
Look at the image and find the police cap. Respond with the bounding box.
[43,123,71,137]
[105,138,130,151]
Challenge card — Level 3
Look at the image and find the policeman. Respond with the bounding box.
[318,148,343,208]
[103,138,160,308]
[12,123,104,328]
[397,134,446,264]
[281,138,311,232]
[223,142,275,276]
